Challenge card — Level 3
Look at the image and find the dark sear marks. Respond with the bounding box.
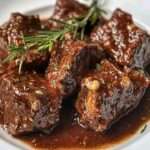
[0,0,150,149]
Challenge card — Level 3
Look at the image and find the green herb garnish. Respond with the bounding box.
[4,0,105,73]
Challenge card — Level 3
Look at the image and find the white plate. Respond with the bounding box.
[0,0,150,150]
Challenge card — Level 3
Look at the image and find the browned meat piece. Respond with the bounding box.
[76,60,149,132]
[53,0,88,20]
[0,13,49,72]
[90,9,150,69]
[47,0,88,28]
[0,13,41,47]
[0,71,62,135]
[46,40,105,97]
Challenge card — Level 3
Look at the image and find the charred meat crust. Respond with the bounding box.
[0,13,41,47]
[76,60,149,132]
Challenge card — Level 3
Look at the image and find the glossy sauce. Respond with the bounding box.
[19,89,150,150]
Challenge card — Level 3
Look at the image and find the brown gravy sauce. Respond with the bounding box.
[18,89,150,150]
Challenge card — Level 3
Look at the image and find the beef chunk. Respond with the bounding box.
[0,13,49,71]
[48,0,88,28]
[0,49,7,62]
[0,13,41,47]
[90,9,150,69]
[47,40,105,97]
[0,72,62,135]
[53,0,88,20]
[76,60,149,132]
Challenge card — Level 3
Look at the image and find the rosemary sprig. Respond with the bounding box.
[3,45,27,74]
[5,0,105,73]
[24,29,70,52]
